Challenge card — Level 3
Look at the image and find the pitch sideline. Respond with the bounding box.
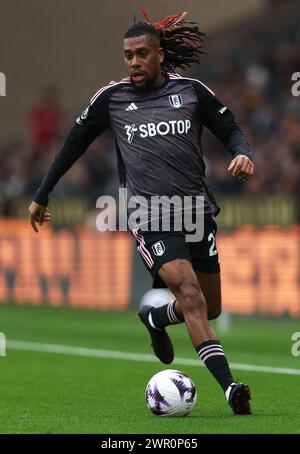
[6,340,300,376]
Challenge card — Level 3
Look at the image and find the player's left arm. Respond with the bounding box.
[194,81,255,182]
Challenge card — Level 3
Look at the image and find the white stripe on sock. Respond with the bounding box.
[167,303,175,324]
[199,347,224,361]
[198,343,221,355]
[199,346,224,355]
[169,301,181,324]
[201,352,225,361]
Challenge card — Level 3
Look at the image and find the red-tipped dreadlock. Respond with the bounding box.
[144,8,188,32]
[125,7,207,73]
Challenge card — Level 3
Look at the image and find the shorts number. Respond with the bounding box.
[208,232,217,256]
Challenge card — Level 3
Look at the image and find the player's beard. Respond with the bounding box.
[131,74,157,92]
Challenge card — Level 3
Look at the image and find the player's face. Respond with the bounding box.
[123,35,164,90]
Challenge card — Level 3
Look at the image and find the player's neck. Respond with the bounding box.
[154,72,165,88]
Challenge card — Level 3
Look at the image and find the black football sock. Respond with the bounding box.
[150,300,184,329]
[196,340,235,392]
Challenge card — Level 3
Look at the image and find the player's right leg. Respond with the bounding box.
[158,259,217,346]
[138,304,175,364]
[162,215,223,322]
[165,272,221,323]
[133,229,188,364]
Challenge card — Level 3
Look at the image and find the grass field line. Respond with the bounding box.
[7,340,300,376]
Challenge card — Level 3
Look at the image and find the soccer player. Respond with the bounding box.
[29,11,254,415]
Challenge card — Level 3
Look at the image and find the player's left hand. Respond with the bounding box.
[227,155,254,182]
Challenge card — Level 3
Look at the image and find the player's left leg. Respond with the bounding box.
[195,270,251,414]
[159,259,251,415]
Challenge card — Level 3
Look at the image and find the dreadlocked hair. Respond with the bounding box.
[124,7,207,73]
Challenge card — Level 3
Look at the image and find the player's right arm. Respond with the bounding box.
[29,202,51,233]
[28,88,112,232]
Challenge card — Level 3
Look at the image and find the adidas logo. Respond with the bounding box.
[219,106,227,114]
[126,103,138,111]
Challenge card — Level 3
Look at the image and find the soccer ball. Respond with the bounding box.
[145,369,197,417]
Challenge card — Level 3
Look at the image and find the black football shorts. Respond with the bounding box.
[132,215,220,288]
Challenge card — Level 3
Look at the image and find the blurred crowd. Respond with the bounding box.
[202,22,300,198]
[0,87,119,216]
[0,19,300,217]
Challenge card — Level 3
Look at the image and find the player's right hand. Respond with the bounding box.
[28,201,51,233]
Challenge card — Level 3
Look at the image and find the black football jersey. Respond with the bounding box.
[35,73,251,219]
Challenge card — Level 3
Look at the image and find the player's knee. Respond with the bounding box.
[161,264,206,314]
[177,280,206,314]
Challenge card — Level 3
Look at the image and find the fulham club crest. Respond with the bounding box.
[169,94,183,108]
[152,241,165,256]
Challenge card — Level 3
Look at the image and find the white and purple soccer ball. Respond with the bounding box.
[145,370,197,417]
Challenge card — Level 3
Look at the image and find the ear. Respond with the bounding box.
[158,47,164,64]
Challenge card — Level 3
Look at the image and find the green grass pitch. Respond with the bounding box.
[0,304,300,434]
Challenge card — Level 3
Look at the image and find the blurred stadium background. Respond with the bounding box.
[0,0,300,434]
